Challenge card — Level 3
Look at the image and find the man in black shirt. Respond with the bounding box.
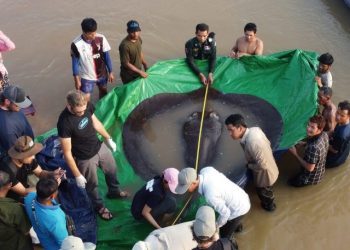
[185,23,216,85]
[57,90,128,220]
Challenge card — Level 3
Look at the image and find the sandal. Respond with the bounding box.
[107,190,130,199]
[98,207,113,220]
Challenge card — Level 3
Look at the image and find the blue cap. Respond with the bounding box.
[127,20,141,33]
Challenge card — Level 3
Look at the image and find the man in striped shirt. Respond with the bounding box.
[71,18,114,101]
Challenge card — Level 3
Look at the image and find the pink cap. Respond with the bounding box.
[163,168,179,194]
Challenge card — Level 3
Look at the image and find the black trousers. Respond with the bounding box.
[256,186,275,207]
[220,215,244,239]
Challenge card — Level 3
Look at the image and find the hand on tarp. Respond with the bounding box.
[106,138,117,152]
[76,175,87,188]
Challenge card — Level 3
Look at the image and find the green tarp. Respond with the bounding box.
[37,49,319,249]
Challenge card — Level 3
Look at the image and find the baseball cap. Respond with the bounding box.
[60,236,96,250]
[193,206,216,238]
[163,168,179,194]
[3,85,32,109]
[175,168,197,194]
[127,20,141,33]
[8,136,43,160]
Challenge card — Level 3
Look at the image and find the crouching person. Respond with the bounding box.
[192,206,238,250]
[132,220,197,250]
[131,168,179,229]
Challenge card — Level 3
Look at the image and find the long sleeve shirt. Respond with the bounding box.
[198,167,250,228]
[185,36,216,76]
[240,127,279,187]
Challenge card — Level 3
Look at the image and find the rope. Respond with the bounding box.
[172,83,210,225]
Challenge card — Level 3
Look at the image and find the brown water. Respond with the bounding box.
[1,0,350,249]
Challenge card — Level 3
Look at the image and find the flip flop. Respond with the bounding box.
[106,190,130,199]
[98,207,113,220]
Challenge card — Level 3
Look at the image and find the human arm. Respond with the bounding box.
[185,40,207,84]
[315,76,322,88]
[207,194,231,228]
[91,113,116,151]
[207,40,216,85]
[141,52,148,71]
[229,39,239,58]
[289,146,316,172]
[11,182,35,197]
[91,114,111,140]
[126,61,148,78]
[71,43,81,89]
[59,137,82,177]
[141,204,162,229]
[0,30,15,52]
[103,51,114,83]
[254,39,263,55]
[33,165,65,182]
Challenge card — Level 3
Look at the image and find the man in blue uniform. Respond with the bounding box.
[185,23,216,85]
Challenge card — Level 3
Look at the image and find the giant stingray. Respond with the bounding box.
[87,50,319,249]
[122,87,283,183]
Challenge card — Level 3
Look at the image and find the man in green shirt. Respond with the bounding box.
[119,20,148,84]
[0,170,33,250]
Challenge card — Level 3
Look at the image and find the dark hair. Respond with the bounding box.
[319,86,333,97]
[338,100,350,114]
[196,23,209,33]
[191,226,215,244]
[36,177,58,200]
[81,18,97,33]
[225,114,247,128]
[244,22,257,33]
[318,53,334,65]
[309,115,325,130]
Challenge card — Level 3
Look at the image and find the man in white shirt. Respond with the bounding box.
[175,167,250,240]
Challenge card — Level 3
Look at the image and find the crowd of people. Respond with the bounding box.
[0,17,349,250]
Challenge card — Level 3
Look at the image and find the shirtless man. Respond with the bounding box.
[230,23,263,58]
[318,87,336,134]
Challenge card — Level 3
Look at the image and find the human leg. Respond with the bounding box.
[219,215,244,239]
[288,172,310,187]
[76,155,104,211]
[97,143,128,198]
[96,77,108,99]
[80,78,95,102]
[256,186,276,212]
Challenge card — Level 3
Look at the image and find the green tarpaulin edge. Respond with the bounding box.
[36,49,318,249]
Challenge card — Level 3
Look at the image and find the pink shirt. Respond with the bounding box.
[0,30,16,76]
